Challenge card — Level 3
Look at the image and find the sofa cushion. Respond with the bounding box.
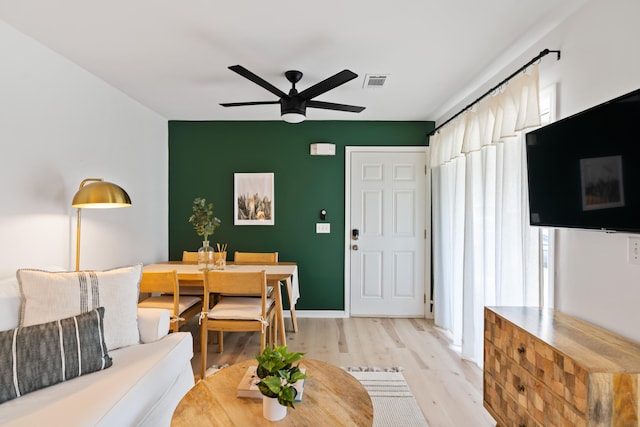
[137,307,170,343]
[0,307,112,404]
[0,332,194,427]
[17,265,142,351]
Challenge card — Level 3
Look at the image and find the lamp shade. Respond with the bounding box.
[72,180,132,208]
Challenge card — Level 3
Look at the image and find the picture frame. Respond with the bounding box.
[580,155,625,211]
[234,173,275,225]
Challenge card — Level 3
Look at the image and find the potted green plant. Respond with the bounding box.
[255,345,307,421]
[188,197,221,270]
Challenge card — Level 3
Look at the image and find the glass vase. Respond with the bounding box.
[198,240,215,270]
[213,251,227,270]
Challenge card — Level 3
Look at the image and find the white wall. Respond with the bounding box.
[535,0,640,341]
[0,19,168,277]
[480,0,640,340]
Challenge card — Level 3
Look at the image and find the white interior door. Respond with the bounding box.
[347,148,429,317]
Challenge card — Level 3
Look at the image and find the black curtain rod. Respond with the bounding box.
[427,49,561,137]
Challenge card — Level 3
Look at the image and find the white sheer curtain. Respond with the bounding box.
[430,65,542,365]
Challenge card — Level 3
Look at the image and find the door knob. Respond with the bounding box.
[352,245,359,250]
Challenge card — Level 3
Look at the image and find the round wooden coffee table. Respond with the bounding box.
[171,358,373,426]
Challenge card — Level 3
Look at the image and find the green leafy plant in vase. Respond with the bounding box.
[255,345,307,421]
[188,197,221,270]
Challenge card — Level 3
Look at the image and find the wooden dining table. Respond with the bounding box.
[142,262,299,345]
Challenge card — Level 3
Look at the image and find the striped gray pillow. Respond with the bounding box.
[0,307,112,404]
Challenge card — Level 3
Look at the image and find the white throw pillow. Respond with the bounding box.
[0,267,66,331]
[0,277,21,332]
[17,264,142,350]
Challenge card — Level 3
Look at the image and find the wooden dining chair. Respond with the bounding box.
[182,251,198,263]
[184,250,227,269]
[233,251,278,264]
[200,270,277,379]
[233,251,297,332]
[180,250,227,305]
[174,251,207,298]
[138,270,202,333]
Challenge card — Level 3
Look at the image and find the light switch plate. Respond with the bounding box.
[629,236,640,265]
[316,223,330,234]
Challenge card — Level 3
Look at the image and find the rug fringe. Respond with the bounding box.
[209,364,230,370]
[206,364,404,377]
[341,366,404,372]
[204,364,230,378]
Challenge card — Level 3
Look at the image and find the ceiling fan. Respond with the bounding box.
[220,65,366,123]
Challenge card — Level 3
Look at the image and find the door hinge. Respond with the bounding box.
[424,294,427,304]
[424,229,427,239]
[424,165,427,175]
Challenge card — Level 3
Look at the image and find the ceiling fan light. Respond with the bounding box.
[281,112,305,123]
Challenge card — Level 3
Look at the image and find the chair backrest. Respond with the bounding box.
[203,270,268,308]
[233,251,278,264]
[182,251,198,263]
[183,250,227,263]
[139,270,179,294]
[204,270,266,294]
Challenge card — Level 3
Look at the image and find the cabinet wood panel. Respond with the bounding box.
[484,307,640,427]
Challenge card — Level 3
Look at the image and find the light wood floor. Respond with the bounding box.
[182,317,496,427]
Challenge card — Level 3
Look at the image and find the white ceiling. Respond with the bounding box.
[0,0,587,123]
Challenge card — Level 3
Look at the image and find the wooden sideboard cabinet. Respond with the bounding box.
[484,306,640,427]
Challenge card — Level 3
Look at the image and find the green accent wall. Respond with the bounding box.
[168,120,433,311]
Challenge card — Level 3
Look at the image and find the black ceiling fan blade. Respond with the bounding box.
[220,101,280,107]
[298,70,358,100]
[307,100,365,113]
[228,65,287,98]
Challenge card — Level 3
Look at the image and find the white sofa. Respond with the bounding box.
[0,274,195,427]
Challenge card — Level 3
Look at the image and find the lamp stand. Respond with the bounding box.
[75,207,83,271]
[74,178,99,272]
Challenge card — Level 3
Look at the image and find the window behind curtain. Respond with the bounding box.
[537,84,557,308]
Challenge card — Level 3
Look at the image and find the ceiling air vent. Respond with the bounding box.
[363,74,390,89]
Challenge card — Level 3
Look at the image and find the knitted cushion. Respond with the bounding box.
[0,307,111,404]
[207,297,274,321]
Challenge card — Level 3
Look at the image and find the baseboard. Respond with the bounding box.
[282,310,347,318]
[283,310,434,319]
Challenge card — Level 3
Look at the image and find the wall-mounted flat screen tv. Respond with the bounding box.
[525,87,640,233]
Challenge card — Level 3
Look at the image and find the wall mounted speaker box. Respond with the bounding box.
[310,143,336,156]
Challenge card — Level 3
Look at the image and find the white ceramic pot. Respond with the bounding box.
[263,396,287,421]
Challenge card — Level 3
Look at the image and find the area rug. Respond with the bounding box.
[204,364,228,377]
[345,367,429,427]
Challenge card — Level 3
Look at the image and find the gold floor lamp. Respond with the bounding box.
[72,178,132,271]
